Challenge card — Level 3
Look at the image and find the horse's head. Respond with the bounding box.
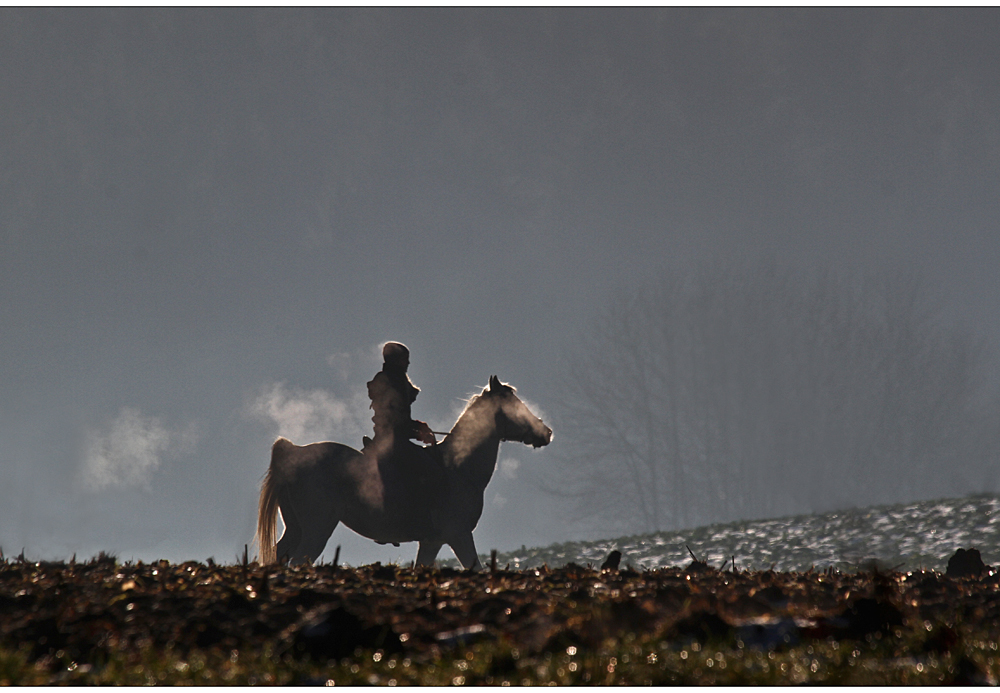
[484,375,553,448]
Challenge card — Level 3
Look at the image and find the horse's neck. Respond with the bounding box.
[444,400,501,484]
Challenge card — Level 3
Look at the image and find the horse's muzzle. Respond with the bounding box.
[532,426,553,448]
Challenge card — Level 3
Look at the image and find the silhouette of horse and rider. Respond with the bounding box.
[256,341,553,568]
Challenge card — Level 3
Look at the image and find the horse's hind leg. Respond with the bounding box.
[415,541,443,568]
[448,532,483,571]
[281,477,339,565]
[275,507,302,565]
[293,519,340,566]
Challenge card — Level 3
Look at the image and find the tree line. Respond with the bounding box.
[549,262,1000,535]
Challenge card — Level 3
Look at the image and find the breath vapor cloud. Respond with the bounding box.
[81,407,195,492]
[249,382,369,446]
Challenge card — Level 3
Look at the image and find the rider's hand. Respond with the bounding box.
[415,421,435,445]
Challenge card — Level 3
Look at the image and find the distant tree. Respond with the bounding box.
[546,261,1000,536]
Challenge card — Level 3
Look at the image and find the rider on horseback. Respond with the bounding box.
[364,342,439,543]
[363,341,436,458]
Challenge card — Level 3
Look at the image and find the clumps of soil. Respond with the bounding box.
[946,547,988,578]
[600,550,622,571]
[2,549,1000,680]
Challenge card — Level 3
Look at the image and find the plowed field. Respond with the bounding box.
[2,555,999,684]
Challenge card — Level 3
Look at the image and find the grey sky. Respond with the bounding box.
[3,8,1000,565]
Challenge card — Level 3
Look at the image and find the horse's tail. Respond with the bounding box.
[256,436,295,565]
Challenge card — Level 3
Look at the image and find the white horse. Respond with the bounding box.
[256,376,552,569]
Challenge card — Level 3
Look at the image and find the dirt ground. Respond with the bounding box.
[2,553,999,684]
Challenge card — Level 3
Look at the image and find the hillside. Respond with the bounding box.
[466,495,1000,573]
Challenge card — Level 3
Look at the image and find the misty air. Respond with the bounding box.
[3,8,1000,685]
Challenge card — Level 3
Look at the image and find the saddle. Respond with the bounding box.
[361,436,448,534]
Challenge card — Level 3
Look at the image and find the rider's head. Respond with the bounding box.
[382,341,410,372]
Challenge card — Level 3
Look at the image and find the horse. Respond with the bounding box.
[256,375,552,570]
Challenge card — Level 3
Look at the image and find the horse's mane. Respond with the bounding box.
[450,381,517,433]
[452,393,484,429]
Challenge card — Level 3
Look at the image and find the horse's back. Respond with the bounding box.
[270,437,363,484]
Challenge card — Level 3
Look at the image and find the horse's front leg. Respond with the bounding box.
[415,541,443,568]
[448,532,482,571]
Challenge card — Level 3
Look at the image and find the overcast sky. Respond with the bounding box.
[3,8,1000,565]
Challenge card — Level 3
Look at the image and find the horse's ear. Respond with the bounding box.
[489,375,501,392]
